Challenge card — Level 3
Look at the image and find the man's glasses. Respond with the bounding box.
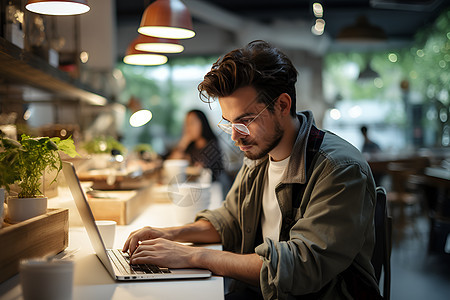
[217,96,279,136]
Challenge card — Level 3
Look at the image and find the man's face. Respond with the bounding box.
[219,86,284,160]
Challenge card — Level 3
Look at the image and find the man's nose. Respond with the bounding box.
[231,127,246,142]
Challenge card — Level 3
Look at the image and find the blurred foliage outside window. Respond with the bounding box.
[324,8,449,147]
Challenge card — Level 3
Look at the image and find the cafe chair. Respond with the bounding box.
[386,158,429,242]
[409,172,450,254]
[371,186,392,300]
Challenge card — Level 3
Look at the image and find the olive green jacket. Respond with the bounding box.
[196,111,379,299]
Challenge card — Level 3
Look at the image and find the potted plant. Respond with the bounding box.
[0,134,79,223]
[133,143,158,161]
[82,136,126,169]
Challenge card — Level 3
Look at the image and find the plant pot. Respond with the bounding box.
[89,153,112,170]
[7,196,48,223]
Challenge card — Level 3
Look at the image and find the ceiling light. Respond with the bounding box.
[135,35,184,53]
[311,18,325,36]
[123,52,168,66]
[130,110,153,127]
[25,0,90,16]
[337,16,387,42]
[123,37,168,66]
[313,2,323,18]
[138,0,195,39]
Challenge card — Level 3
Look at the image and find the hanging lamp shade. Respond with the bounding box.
[135,35,184,53]
[337,16,387,42]
[358,64,380,81]
[25,0,90,16]
[138,0,195,39]
[123,37,168,66]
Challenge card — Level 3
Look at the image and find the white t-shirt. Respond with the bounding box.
[261,156,290,241]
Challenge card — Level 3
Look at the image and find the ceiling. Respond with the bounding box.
[115,0,449,57]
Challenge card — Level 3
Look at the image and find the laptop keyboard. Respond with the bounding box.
[108,249,171,275]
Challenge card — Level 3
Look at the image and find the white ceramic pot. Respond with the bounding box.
[7,196,47,223]
[89,153,112,170]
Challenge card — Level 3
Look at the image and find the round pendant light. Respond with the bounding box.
[130,110,153,127]
[26,0,90,16]
[135,35,184,53]
[123,37,168,66]
[138,0,195,39]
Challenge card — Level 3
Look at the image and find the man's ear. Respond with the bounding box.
[277,93,292,116]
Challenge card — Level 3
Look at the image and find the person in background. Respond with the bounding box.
[124,41,380,299]
[360,125,381,154]
[360,125,383,186]
[167,109,224,181]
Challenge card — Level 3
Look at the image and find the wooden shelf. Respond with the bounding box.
[0,208,69,283]
[0,37,106,105]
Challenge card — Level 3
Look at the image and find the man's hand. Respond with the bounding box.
[130,238,262,287]
[123,220,221,256]
[130,238,200,268]
[122,221,261,286]
[122,226,173,255]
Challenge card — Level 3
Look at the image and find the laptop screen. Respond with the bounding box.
[62,161,116,276]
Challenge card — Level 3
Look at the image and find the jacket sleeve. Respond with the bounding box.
[195,165,246,252]
[255,162,375,299]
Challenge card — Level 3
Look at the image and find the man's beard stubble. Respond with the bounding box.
[236,119,284,160]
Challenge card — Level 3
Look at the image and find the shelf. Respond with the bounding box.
[0,208,69,283]
[0,37,107,106]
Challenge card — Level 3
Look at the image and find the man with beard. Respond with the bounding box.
[123,40,381,300]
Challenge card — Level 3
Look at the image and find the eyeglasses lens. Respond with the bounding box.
[218,123,250,135]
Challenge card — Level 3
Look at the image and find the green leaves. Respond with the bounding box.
[0,134,79,198]
[82,136,125,155]
[52,137,79,158]
[1,137,21,149]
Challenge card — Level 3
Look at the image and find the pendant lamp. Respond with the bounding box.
[358,64,380,81]
[138,0,195,39]
[337,16,386,42]
[123,37,168,66]
[26,0,90,16]
[135,35,184,53]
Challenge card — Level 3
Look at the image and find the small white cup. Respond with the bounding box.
[163,159,189,184]
[95,220,116,249]
[169,183,211,225]
[20,259,74,300]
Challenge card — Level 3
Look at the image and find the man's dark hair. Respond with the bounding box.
[198,40,298,117]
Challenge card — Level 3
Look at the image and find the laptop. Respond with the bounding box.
[62,161,212,281]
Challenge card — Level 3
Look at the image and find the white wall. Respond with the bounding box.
[80,0,116,70]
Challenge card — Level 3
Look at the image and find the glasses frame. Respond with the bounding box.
[217,95,279,136]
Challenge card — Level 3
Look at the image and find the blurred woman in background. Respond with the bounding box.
[167,109,224,181]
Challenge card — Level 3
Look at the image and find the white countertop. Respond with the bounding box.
[0,182,225,300]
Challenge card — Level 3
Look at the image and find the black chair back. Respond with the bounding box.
[371,186,392,300]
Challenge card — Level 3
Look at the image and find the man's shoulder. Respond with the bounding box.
[319,131,369,168]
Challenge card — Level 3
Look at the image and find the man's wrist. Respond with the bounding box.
[162,227,180,241]
[190,247,215,270]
